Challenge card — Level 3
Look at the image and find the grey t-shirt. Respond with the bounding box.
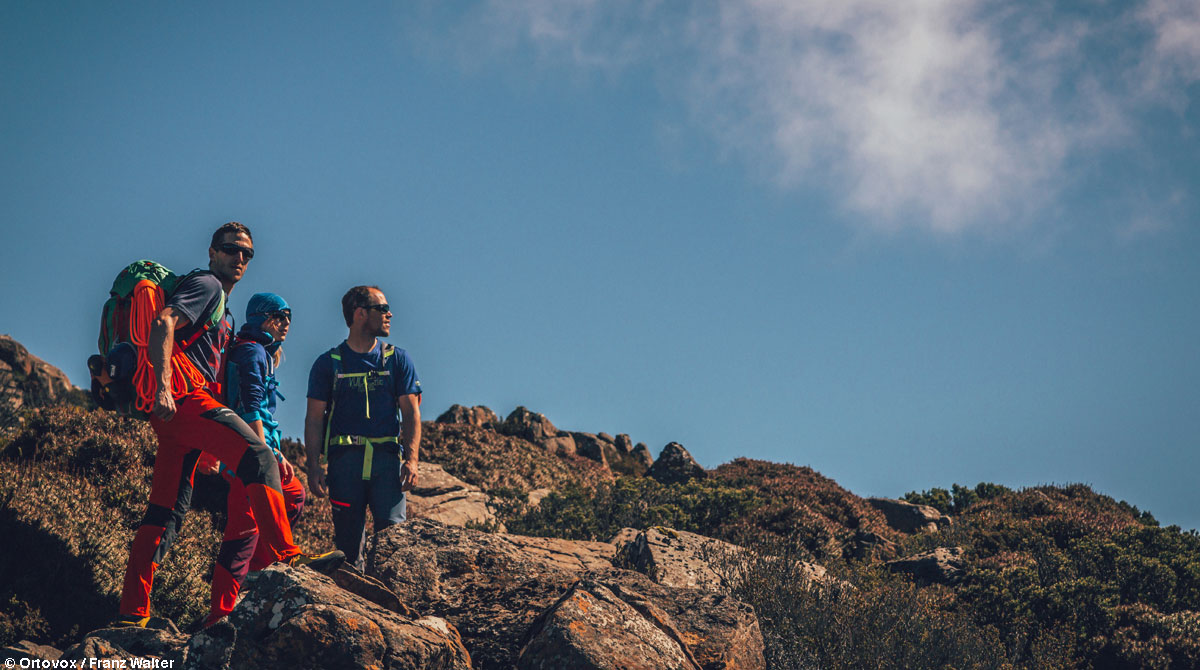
[166,271,230,386]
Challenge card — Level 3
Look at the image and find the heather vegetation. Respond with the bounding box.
[901,483,1200,668]
[502,476,766,542]
[2,398,1199,668]
[0,407,216,645]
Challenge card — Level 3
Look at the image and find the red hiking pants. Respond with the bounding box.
[118,388,301,618]
[207,471,305,624]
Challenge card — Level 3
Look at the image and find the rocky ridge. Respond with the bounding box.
[6,339,1195,668]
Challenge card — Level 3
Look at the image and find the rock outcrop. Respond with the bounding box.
[1,640,62,663]
[498,406,561,442]
[369,519,765,670]
[369,519,616,668]
[224,565,472,670]
[436,404,500,428]
[649,442,708,485]
[0,335,83,413]
[887,546,966,585]
[61,623,187,668]
[51,565,473,670]
[615,527,744,591]
[615,527,831,595]
[570,432,611,469]
[408,462,503,530]
[519,571,764,670]
[867,497,951,533]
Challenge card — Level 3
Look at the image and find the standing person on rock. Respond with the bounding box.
[305,285,422,571]
[114,223,344,628]
[200,292,308,628]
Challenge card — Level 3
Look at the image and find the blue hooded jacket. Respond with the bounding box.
[226,294,289,452]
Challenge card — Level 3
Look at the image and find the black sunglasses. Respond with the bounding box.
[262,310,291,322]
[361,303,390,313]
[216,242,255,260]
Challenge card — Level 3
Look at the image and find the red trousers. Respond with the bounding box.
[206,470,305,624]
[118,388,301,618]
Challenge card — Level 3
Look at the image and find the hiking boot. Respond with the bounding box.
[110,614,151,628]
[287,549,345,575]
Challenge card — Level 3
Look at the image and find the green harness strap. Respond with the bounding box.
[322,345,398,480]
[327,435,399,480]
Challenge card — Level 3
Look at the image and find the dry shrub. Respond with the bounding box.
[713,538,1019,670]
[712,458,902,559]
[420,422,613,492]
[0,408,221,644]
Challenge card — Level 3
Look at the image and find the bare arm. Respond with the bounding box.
[398,394,421,491]
[304,398,329,497]
[149,307,191,421]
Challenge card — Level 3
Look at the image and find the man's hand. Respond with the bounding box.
[308,466,327,498]
[400,459,419,492]
[153,388,177,421]
[278,455,295,484]
[304,397,329,498]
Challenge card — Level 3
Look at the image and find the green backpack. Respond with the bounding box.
[88,260,224,417]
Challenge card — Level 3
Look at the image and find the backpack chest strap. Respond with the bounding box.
[322,344,397,458]
[328,435,399,480]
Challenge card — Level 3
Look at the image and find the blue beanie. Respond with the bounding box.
[246,292,290,328]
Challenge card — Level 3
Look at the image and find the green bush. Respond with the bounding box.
[910,485,1200,668]
[904,482,1012,515]
[504,476,765,542]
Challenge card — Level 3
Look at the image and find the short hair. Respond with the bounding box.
[211,221,252,249]
[341,285,381,326]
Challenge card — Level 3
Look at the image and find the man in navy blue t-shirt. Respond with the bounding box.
[304,285,422,570]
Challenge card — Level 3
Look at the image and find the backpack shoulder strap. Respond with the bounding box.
[323,345,342,456]
[173,270,227,350]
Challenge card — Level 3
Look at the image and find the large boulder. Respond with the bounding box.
[492,407,579,458]
[614,527,827,592]
[517,579,700,670]
[886,547,966,585]
[370,519,617,669]
[572,432,654,477]
[224,564,472,670]
[867,498,951,533]
[369,520,765,670]
[49,564,471,670]
[497,407,560,442]
[615,527,737,591]
[631,442,655,471]
[408,462,503,531]
[60,621,187,668]
[649,443,707,485]
[436,404,500,428]
[518,571,765,670]
[570,432,611,468]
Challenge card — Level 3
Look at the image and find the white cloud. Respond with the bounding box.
[458,0,1195,235]
[1139,0,1200,94]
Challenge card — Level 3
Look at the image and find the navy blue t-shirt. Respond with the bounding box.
[307,340,421,439]
[166,271,230,386]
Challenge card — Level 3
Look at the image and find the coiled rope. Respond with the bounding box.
[128,280,208,413]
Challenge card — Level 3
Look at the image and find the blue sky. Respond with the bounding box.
[3,1,1198,529]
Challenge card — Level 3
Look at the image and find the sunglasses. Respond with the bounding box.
[262,310,291,323]
[216,242,255,260]
[362,303,390,314]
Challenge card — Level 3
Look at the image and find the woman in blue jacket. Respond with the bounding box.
[204,292,306,627]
